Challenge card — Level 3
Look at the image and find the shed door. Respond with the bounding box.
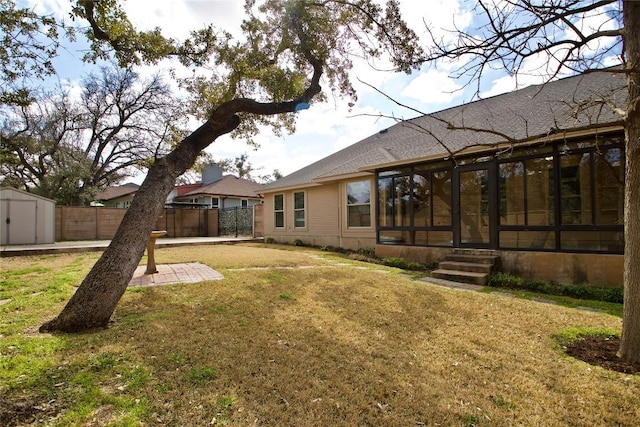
[6,200,37,244]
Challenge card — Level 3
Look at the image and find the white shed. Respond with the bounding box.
[0,187,56,245]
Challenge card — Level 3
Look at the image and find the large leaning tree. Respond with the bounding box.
[39,0,423,332]
[417,0,639,363]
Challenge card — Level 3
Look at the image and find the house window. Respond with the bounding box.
[274,194,284,228]
[294,191,305,228]
[559,154,592,225]
[211,197,219,208]
[594,148,623,225]
[377,163,452,246]
[347,180,371,227]
[499,157,554,226]
[242,199,248,208]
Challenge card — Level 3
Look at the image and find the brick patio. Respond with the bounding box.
[128,263,223,287]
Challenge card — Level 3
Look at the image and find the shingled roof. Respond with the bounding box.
[179,175,263,199]
[95,182,139,201]
[262,71,626,192]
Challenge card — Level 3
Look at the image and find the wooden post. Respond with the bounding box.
[145,230,167,274]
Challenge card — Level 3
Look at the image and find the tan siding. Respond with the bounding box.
[262,178,376,250]
[307,184,339,235]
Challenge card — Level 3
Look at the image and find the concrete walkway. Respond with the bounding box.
[417,276,485,292]
[0,236,262,257]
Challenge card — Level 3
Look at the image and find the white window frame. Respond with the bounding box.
[293,191,306,228]
[274,194,285,229]
[346,180,372,228]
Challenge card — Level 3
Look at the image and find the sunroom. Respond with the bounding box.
[376,133,624,254]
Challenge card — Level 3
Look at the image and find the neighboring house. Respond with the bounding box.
[170,165,263,209]
[95,182,140,208]
[166,183,202,207]
[96,165,264,210]
[260,71,626,286]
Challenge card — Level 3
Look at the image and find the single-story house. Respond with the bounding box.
[259,71,626,286]
[97,165,263,210]
[170,164,263,209]
[95,182,140,208]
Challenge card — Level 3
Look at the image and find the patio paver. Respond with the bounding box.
[128,263,223,287]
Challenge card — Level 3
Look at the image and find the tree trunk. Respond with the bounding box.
[39,115,240,332]
[618,0,640,363]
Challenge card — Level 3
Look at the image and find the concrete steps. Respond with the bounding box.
[438,261,492,274]
[431,249,499,286]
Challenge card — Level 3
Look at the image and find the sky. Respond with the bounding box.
[19,0,620,183]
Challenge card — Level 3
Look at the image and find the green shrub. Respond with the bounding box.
[487,272,524,288]
[382,257,428,271]
[265,237,276,244]
[293,239,306,247]
[357,247,378,259]
[487,272,623,304]
[347,253,380,263]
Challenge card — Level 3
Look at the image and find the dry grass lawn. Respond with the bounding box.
[1,243,638,426]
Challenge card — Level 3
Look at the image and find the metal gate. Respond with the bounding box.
[218,206,253,236]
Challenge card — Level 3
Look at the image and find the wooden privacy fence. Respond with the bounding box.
[55,205,263,241]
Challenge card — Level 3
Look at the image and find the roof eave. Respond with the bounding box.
[313,170,374,183]
[258,181,323,194]
[359,124,624,172]
[176,193,262,199]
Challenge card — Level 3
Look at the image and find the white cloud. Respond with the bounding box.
[398,0,472,44]
[400,69,464,106]
[480,65,547,98]
[122,0,245,38]
[206,96,394,177]
[19,0,72,18]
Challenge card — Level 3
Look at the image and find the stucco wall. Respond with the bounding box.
[56,206,125,240]
[375,244,623,287]
[499,251,623,287]
[55,207,220,240]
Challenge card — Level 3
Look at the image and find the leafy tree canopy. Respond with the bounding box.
[0,0,72,105]
[71,0,424,144]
